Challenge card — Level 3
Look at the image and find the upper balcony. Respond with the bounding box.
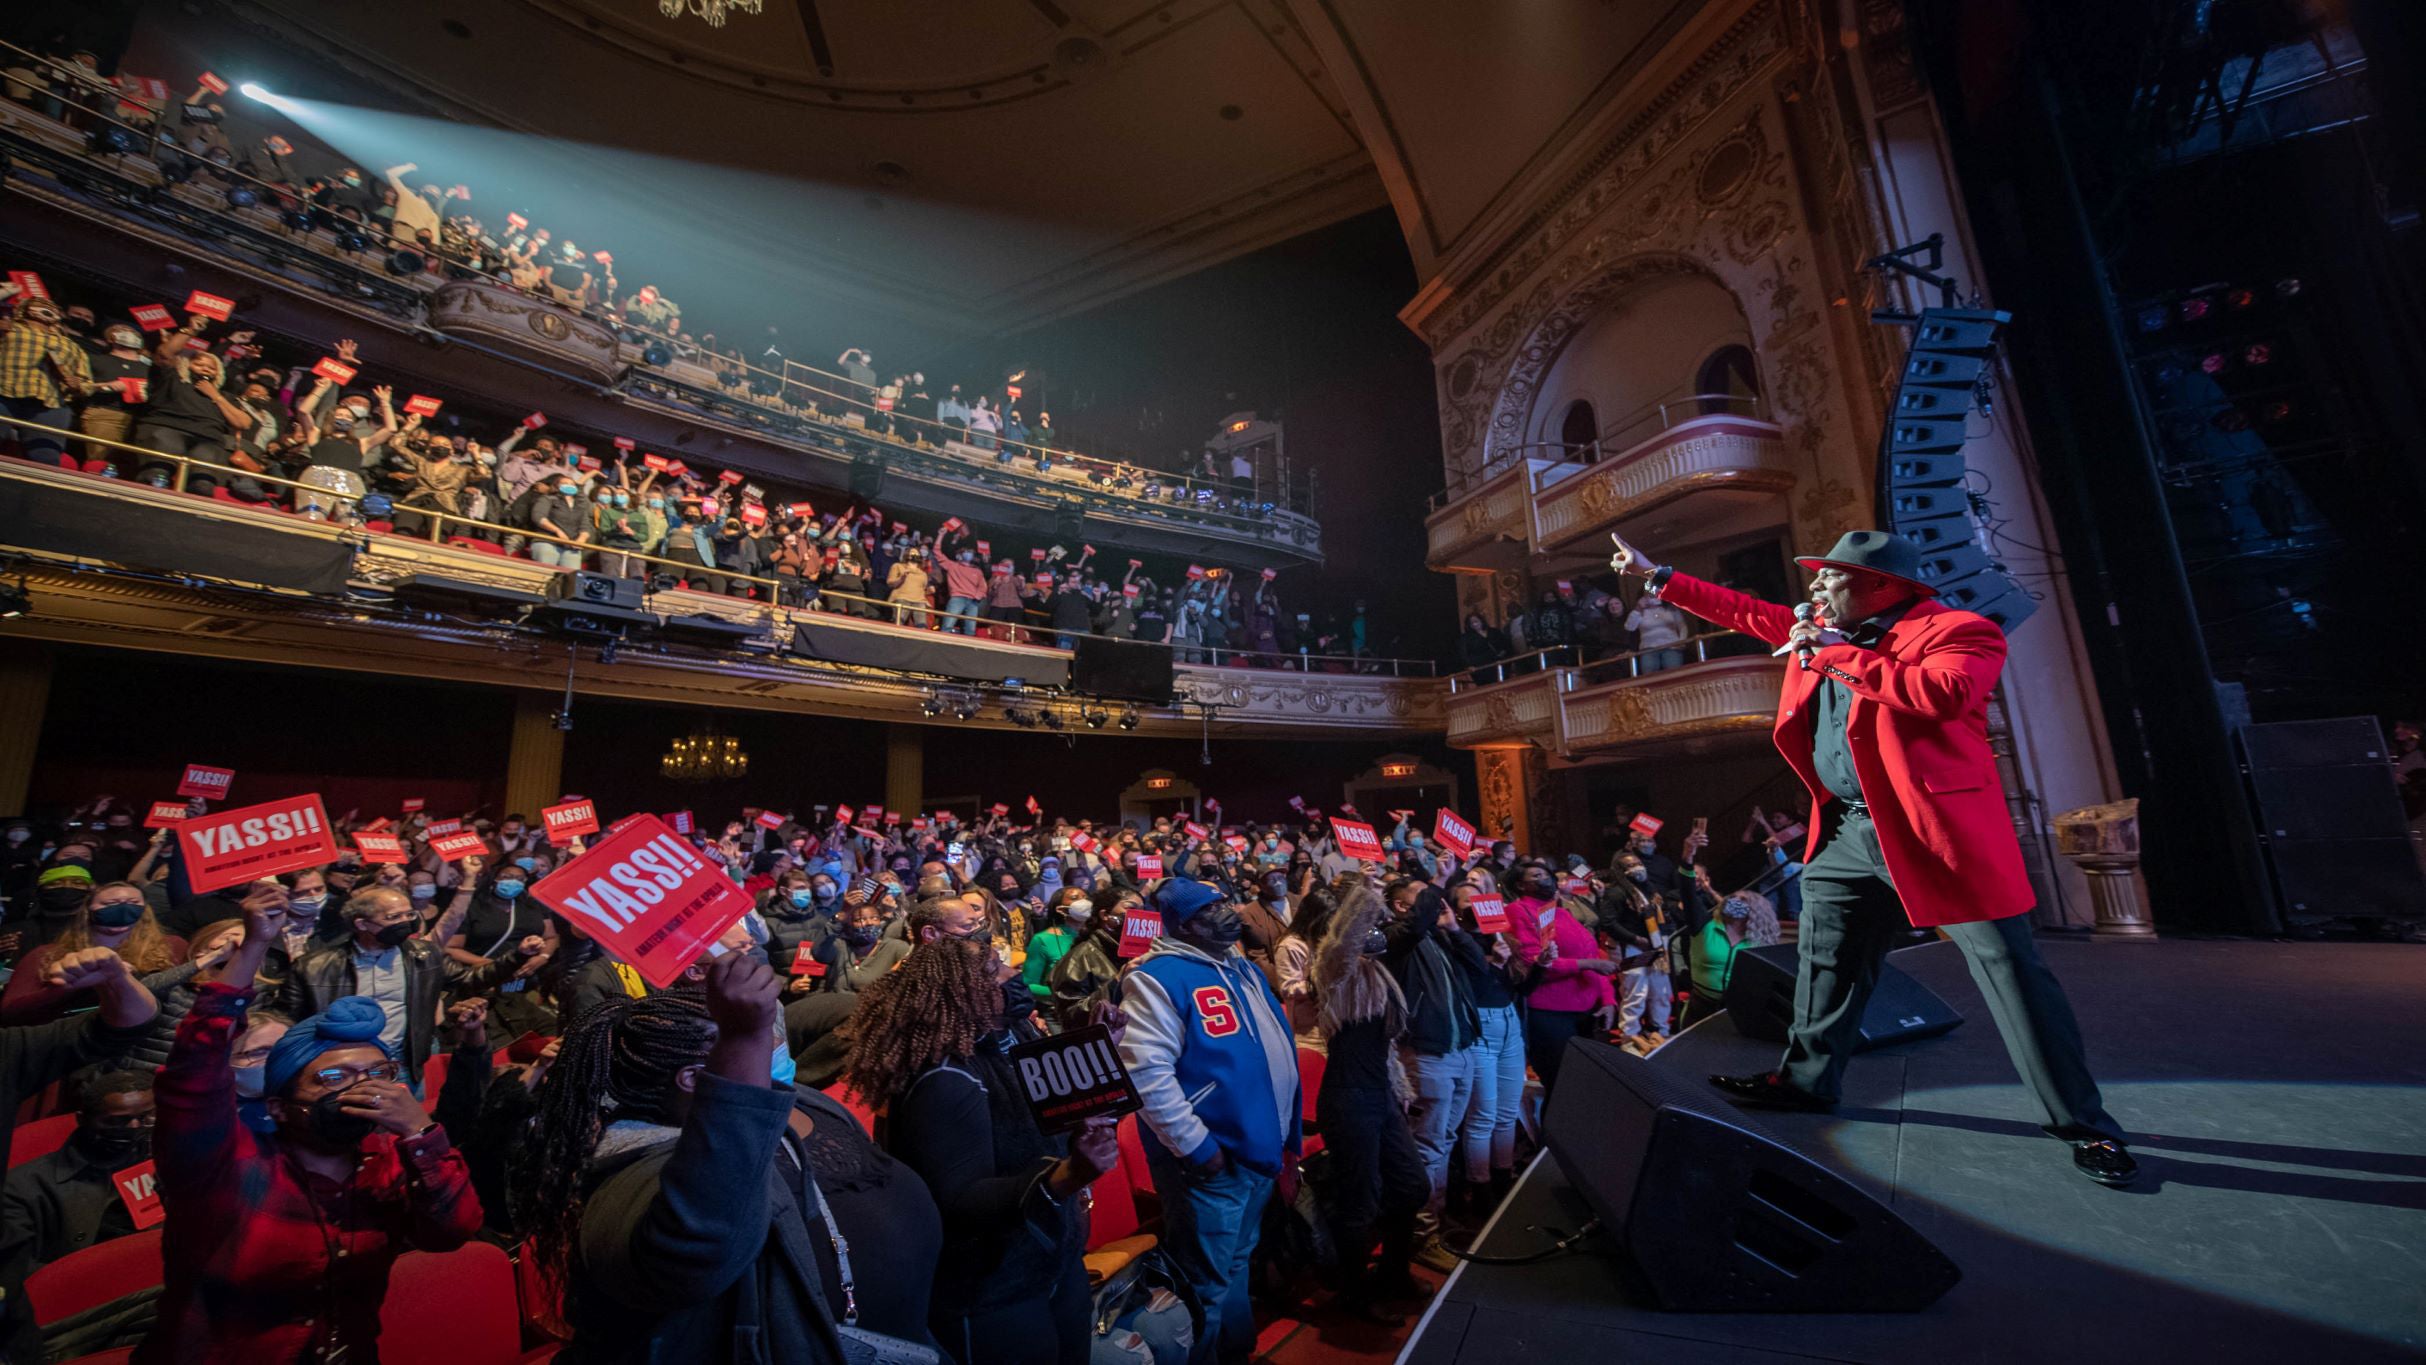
[0,442,1438,737]
[0,79,1322,568]
[1426,398,1793,576]
[1444,631,1784,762]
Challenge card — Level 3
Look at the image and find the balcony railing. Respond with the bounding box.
[0,48,1319,555]
[0,414,1426,679]
[1441,631,1781,755]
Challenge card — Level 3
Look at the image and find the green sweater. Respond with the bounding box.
[1021,926,1075,1002]
[1693,920,1745,998]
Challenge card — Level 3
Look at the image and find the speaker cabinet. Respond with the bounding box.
[2240,717,2426,923]
[1722,943,1963,1052]
[1543,1039,1961,1312]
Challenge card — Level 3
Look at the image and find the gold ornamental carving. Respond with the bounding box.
[427,280,622,385]
[1575,471,1620,522]
[1605,687,1656,740]
[1481,692,1519,735]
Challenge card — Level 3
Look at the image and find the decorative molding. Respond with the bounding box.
[1424,464,1534,570]
[426,280,625,385]
[1530,418,1795,549]
[1417,0,1791,348]
[1445,672,1565,747]
[1556,655,1783,754]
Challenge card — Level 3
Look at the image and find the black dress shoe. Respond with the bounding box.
[1708,1072,1837,1112]
[2072,1140,2138,1187]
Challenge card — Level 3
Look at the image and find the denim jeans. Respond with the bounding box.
[1141,1146,1273,1365]
[1398,1043,1476,1238]
[1,396,72,459]
[1638,647,1686,674]
[529,540,574,569]
[941,595,981,634]
[1459,1004,1527,1181]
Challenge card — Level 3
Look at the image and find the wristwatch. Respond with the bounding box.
[1647,564,1675,591]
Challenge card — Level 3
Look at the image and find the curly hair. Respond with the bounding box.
[512,991,717,1316]
[837,937,1000,1107]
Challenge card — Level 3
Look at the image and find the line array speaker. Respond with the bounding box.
[1878,307,2038,633]
[2238,717,2425,924]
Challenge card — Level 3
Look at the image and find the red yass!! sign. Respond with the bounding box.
[177,794,338,893]
[1432,810,1476,858]
[542,800,600,840]
[1331,818,1385,863]
[531,815,754,989]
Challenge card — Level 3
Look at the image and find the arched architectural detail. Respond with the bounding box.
[1431,98,1869,553]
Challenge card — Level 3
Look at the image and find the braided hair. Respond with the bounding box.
[513,991,718,1313]
[837,937,999,1107]
[532,912,605,1019]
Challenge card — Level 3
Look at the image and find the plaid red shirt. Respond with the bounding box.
[133,981,482,1365]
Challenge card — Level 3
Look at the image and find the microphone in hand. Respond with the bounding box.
[1773,602,1820,668]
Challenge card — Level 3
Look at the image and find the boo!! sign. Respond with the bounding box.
[1006,1025,1143,1133]
[530,815,754,989]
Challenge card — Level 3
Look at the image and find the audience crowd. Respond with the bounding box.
[0,272,1397,671]
[0,43,1299,523]
[0,784,1790,1364]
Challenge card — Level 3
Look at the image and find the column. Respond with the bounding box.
[504,691,566,820]
[1474,746,1552,853]
[0,644,55,816]
[884,723,923,820]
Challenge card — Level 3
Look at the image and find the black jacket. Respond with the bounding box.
[561,1079,939,1365]
[1381,896,1482,1057]
[0,1012,152,1362]
[1045,924,1125,1031]
[886,1046,1080,1318]
[283,935,513,1082]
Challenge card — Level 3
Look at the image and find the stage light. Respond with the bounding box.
[226,185,259,209]
[87,125,141,156]
[2243,343,2272,366]
[919,688,944,718]
[642,342,673,367]
[335,228,371,253]
[1117,706,1139,731]
[280,208,315,233]
[386,249,426,275]
[2226,288,2256,310]
[1083,706,1108,729]
[2261,400,2294,423]
[1040,709,1064,731]
[0,581,27,619]
[2274,276,2303,297]
[239,82,270,100]
[2199,352,2227,374]
[2134,306,2168,332]
[2178,298,2211,322]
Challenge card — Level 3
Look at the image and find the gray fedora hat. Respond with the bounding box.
[1793,530,1939,595]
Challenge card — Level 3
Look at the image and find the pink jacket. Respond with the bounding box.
[1506,896,1613,1012]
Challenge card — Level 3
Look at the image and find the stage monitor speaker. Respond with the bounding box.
[1723,943,1963,1052]
[1543,1039,1960,1312]
[2240,717,2426,923]
[849,454,886,500]
[1070,635,1175,704]
[550,570,643,611]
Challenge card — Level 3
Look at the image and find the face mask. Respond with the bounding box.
[4,829,27,844]
[560,482,580,496]
[769,1035,797,1088]
[613,494,630,507]
[842,924,881,947]
[372,921,416,948]
[494,879,526,899]
[77,1125,151,1168]
[812,884,839,903]
[304,1090,378,1145]
[38,887,89,918]
[514,856,538,873]
[1627,867,1648,883]
[289,893,326,916]
[232,1064,267,1099]
[89,902,144,931]
[1064,900,1093,925]
[1184,905,1245,950]
[409,883,437,901]
[787,889,814,910]
[742,947,772,971]
[647,497,664,509]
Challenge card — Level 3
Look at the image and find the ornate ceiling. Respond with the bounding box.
[207,0,1721,344]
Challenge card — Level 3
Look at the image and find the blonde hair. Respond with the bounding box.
[58,883,179,974]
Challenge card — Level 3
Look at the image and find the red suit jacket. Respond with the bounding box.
[1658,572,2031,927]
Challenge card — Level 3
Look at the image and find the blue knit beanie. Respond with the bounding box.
[263,996,395,1096]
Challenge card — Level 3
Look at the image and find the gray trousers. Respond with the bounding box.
[1782,807,2125,1144]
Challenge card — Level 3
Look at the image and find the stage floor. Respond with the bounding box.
[1399,937,2426,1365]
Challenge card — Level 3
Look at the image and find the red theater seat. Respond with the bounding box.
[382,1242,523,1365]
[28,1229,163,1327]
[9,1113,77,1167]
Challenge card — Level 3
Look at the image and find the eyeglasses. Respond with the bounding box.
[305,1061,401,1089]
[230,1045,277,1066]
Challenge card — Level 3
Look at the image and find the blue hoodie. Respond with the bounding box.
[1117,938,1300,1175]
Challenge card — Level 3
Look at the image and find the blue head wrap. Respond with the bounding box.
[262,996,395,1096]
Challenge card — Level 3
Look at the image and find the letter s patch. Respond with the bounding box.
[1194,986,1239,1038]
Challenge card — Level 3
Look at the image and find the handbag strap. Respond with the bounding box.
[784,1138,860,1326]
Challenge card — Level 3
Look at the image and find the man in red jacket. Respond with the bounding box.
[1608,529,2134,1187]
